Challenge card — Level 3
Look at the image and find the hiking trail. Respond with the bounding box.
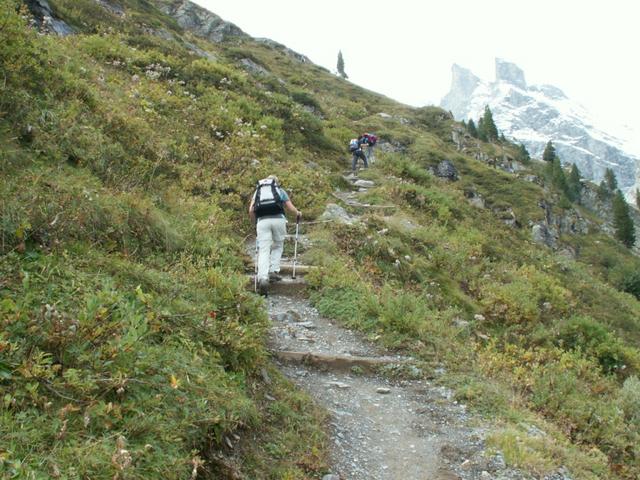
[247,173,557,480]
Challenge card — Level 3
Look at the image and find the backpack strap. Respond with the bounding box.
[270,181,281,204]
[253,180,262,206]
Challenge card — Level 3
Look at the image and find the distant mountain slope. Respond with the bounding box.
[441,58,640,201]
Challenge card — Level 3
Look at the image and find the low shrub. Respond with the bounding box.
[479,265,572,325]
[557,316,640,376]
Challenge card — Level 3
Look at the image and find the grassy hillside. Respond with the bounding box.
[1,0,639,478]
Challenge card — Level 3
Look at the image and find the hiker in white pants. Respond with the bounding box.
[249,175,301,295]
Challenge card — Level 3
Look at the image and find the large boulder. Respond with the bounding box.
[435,160,459,181]
[532,223,556,248]
[319,203,358,225]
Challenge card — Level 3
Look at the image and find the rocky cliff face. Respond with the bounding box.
[24,0,74,35]
[152,0,247,43]
[441,58,640,202]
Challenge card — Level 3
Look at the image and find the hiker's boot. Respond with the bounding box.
[269,272,283,282]
[257,279,269,296]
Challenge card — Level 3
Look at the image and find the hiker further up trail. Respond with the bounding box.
[349,135,369,172]
[249,175,301,296]
[363,132,378,163]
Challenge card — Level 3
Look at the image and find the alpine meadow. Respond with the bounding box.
[1,1,640,479]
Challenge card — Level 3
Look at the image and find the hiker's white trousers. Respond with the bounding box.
[256,217,287,281]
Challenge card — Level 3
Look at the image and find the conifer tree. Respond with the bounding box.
[636,188,640,210]
[337,50,348,79]
[467,119,478,138]
[612,190,636,247]
[550,158,569,197]
[597,180,610,201]
[516,143,530,163]
[482,106,498,141]
[604,168,617,191]
[543,141,556,162]
[477,117,487,142]
[567,163,582,202]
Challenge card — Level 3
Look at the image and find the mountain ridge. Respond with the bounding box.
[441,58,640,202]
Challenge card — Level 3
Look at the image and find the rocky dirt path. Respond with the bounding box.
[267,292,524,480]
[254,174,541,480]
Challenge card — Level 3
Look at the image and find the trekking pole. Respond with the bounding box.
[254,237,259,293]
[292,213,301,279]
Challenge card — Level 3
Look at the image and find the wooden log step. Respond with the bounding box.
[245,276,308,295]
[272,350,408,372]
[278,264,317,275]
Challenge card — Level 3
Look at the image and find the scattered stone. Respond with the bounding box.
[454,318,470,329]
[272,310,302,323]
[19,125,35,144]
[488,453,506,470]
[465,191,486,209]
[495,207,518,228]
[532,223,556,248]
[297,321,317,329]
[322,474,340,480]
[377,112,392,118]
[435,160,459,181]
[353,179,375,188]
[184,41,217,60]
[328,382,350,390]
[239,58,269,76]
[376,387,391,394]
[480,471,491,479]
[319,203,358,225]
[95,0,126,17]
[473,314,485,322]
[525,424,547,438]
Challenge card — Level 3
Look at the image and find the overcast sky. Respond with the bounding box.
[193,0,640,141]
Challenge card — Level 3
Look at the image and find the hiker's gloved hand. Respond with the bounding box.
[296,211,302,222]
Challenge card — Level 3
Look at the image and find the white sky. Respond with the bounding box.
[193,0,640,140]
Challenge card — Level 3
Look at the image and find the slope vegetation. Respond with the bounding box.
[1,1,639,478]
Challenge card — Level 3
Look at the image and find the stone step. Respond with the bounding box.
[272,350,408,372]
[353,179,376,188]
[246,275,307,295]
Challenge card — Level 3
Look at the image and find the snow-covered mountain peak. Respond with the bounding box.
[495,58,526,89]
[441,59,640,201]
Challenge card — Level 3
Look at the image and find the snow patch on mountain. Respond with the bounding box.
[441,58,640,201]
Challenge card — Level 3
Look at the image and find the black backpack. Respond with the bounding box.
[253,178,284,218]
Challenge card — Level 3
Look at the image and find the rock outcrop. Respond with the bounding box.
[530,199,590,252]
[153,0,247,43]
[254,38,311,64]
[24,0,74,36]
